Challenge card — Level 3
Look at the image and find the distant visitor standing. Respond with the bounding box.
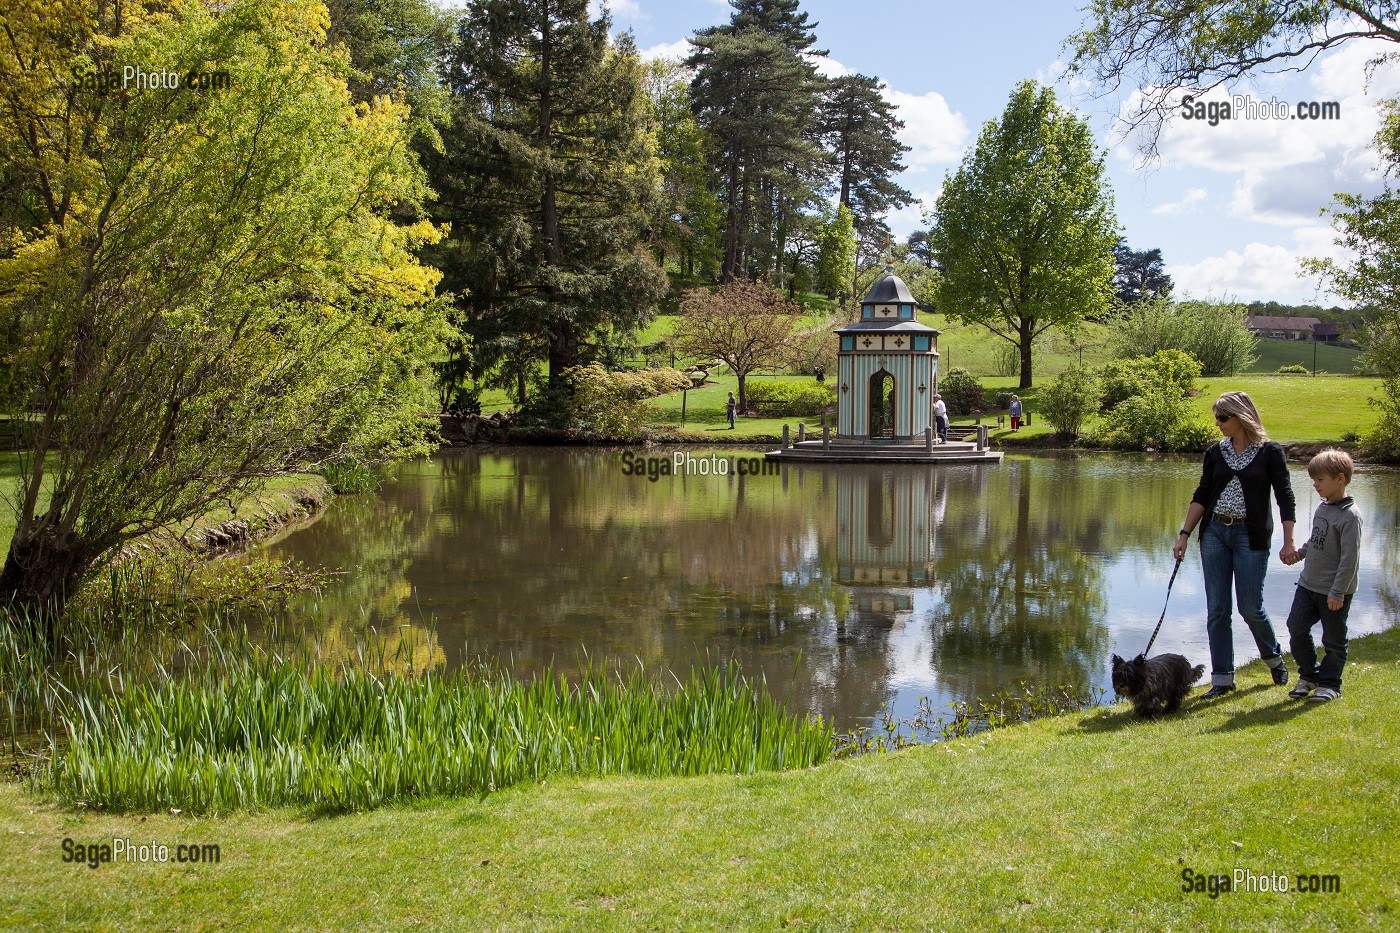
[1008,395,1022,431]
[1172,391,1296,698]
[933,393,948,443]
[1283,449,1362,702]
[726,391,737,430]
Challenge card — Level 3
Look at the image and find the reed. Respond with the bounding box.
[39,655,833,814]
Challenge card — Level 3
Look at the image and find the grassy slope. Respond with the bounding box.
[3,631,1396,930]
[0,454,327,551]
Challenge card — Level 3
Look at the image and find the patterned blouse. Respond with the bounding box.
[1215,438,1261,517]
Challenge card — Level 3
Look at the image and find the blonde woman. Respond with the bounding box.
[1172,391,1297,698]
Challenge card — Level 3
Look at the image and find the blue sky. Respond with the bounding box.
[593,0,1400,305]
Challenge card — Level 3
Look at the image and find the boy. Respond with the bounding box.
[1282,449,1362,702]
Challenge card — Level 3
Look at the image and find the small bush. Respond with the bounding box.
[1039,368,1100,437]
[745,381,836,416]
[1095,391,1214,452]
[1097,350,1201,411]
[939,367,985,415]
[993,342,1020,377]
[446,387,482,417]
[1276,364,1311,375]
[566,363,691,436]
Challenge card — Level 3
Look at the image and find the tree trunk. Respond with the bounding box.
[0,527,94,641]
[1018,317,1034,390]
[737,373,748,413]
[721,155,741,282]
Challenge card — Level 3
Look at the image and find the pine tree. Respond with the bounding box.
[427,0,667,414]
[687,5,825,283]
[820,74,913,233]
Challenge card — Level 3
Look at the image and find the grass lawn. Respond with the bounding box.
[0,452,327,552]
[3,629,1396,929]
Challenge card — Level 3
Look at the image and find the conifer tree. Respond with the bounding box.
[428,0,667,413]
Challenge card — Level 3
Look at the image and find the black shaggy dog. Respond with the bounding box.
[1111,653,1206,718]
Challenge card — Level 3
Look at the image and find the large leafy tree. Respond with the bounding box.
[427,0,667,414]
[1069,1,1400,152]
[0,0,447,620]
[1307,102,1400,460]
[928,80,1119,389]
[644,59,723,280]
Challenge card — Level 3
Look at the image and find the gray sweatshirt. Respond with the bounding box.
[1297,496,1363,599]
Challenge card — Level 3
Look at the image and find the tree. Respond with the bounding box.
[0,1,447,621]
[672,281,803,410]
[928,80,1119,389]
[1307,100,1400,460]
[905,230,937,269]
[688,2,827,283]
[324,0,454,131]
[819,74,913,234]
[1112,238,1173,304]
[644,60,723,279]
[426,0,667,417]
[1069,1,1400,152]
[1108,297,1257,375]
[813,203,856,299]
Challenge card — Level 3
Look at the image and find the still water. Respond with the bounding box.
[265,447,1399,730]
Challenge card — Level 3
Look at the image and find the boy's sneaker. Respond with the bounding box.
[1288,679,1317,700]
[1308,687,1341,702]
[1270,663,1289,686]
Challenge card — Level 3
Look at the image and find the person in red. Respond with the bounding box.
[1008,394,1022,430]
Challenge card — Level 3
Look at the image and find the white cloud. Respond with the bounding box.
[885,190,940,239]
[640,38,692,62]
[808,54,853,80]
[1168,223,1345,303]
[887,90,970,169]
[589,0,644,24]
[1152,187,1208,216]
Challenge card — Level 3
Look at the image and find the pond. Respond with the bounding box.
[264,447,1400,731]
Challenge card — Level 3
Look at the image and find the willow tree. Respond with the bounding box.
[928,80,1118,389]
[0,1,447,620]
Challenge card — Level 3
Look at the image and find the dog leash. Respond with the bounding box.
[1140,557,1184,658]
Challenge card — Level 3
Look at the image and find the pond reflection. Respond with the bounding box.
[264,448,1399,730]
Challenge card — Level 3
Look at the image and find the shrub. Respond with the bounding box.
[1276,364,1311,375]
[1039,368,1100,437]
[446,387,482,417]
[1108,297,1258,375]
[939,367,985,415]
[566,363,691,436]
[1096,390,1214,452]
[993,342,1020,377]
[745,381,837,416]
[1097,350,1201,411]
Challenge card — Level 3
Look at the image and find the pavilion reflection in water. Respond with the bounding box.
[834,466,945,628]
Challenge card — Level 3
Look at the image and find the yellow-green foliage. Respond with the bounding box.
[566,364,691,436]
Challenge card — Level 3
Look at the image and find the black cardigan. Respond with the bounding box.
[1190,440,1296,550]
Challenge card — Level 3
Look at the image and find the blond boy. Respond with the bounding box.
[1283,449,1362,701]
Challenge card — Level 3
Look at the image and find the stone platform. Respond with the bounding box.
[765,437,1003,464]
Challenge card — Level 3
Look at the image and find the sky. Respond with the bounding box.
[588,0,1400,306]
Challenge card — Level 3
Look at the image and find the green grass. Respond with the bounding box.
[1250,338,1362,375]
[37,657,832,815]
[3,628,1396,929]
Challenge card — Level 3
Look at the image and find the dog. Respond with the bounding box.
[1110,653,1206,718]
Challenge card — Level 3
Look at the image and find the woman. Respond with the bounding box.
[726,391,737,430]
[1008,394,1022,431]
[1173,391,1297,697]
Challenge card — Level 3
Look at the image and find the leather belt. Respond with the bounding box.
[1213,512,1245,525]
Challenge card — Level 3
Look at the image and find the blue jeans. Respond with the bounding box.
[935,415,948,442]
[1200,521,1283,686]
[1286,586,1350,690]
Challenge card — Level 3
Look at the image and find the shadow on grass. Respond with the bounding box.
[1212,695,1320,733]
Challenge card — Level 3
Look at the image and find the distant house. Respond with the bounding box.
[1246,315,1338,342]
